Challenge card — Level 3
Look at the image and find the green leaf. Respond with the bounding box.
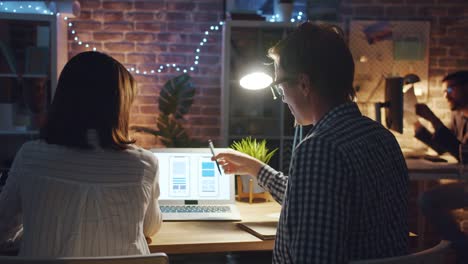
[159,73,196,119]
[153,115,202,147]
[131,73,202,148]
[156,115,187,147]
[230,137,278,164]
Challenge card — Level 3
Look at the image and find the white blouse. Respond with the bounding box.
[0,133,162,257]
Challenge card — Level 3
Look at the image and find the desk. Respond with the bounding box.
[149,201,281,254]
[149,159,454,255]
[406,157,460,180]
[406,156,464,250]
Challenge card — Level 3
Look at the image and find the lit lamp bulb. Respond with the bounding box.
[239,72,272,90]
[403,73,421,95]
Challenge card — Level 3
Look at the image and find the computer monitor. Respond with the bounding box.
[385,77,404,133]
[375,77,403,133]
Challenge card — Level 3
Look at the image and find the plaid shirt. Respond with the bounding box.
[258,102,408,264]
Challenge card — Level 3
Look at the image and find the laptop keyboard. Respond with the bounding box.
[161,205,231,213]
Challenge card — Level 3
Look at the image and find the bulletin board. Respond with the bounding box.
[349,20,430,103]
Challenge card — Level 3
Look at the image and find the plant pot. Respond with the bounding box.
[240,174,265,194]
[236,175,272,204]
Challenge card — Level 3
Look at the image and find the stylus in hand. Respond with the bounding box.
[208,139,223,175]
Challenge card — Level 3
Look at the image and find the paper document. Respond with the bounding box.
[404,86,418,125]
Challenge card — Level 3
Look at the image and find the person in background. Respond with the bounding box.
[213,22,408,263]
[416,71,468,264]
[0,51,162,257]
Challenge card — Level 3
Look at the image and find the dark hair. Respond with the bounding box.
[442,71,468,86]
[41,51,136,149]
[268,21,355,101]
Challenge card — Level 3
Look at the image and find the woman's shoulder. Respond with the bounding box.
[9,140,51,167]
[19,139,82,155]
[19,139,49,152]
[125,145,158,169]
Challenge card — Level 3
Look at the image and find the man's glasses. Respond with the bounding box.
[269,77,294,100]
[445,86,454,94]
[445,84,462,94]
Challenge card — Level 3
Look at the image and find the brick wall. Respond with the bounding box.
[69,0,223,148]
[69,0,468,150]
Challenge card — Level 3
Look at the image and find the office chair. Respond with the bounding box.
[0,253,169,264]
[350,240,451,264]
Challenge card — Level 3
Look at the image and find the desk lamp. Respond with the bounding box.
[403,73,421,89]
[239,70,303,174]
[239,72,272,90]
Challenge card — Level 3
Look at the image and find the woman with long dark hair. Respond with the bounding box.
[0,51,161,256]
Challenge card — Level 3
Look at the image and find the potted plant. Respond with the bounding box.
[230,137,278,203]
[132,73,203,147]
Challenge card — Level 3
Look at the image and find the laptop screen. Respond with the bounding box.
[152,148,232,201]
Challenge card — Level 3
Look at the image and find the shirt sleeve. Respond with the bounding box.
[432,125,461,159]
[287,138,350,263]
[257,165,288,204]
[0,146,24,244]
[414,123,460,158]
[449,112,458,136]
[143,158,162,237]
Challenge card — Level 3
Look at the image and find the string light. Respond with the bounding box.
[0,1,305,76]
[268,11,306,23]
[0,1,53,15]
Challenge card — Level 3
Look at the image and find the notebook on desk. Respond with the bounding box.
[237,221,277,240]
[151,148,241,221]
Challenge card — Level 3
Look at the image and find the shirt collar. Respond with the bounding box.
[307,102,361,136]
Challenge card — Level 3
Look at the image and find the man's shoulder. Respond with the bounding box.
[296,130,343,160]
[313,114,391,143]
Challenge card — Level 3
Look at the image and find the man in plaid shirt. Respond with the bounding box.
[214,22,408,263]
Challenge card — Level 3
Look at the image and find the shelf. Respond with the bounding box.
[229,135,280,140]
[0,11,63,165]
[227,20,298,28]
[229,135,294,140]
[0,73,18,78]
[23,74,48,78]
[0,73,48,78]
[0,130,39,135]
[230,116,279,120]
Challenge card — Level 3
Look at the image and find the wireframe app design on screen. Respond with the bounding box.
[157,153,229,200]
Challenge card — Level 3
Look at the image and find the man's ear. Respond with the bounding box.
[298,73,311,96]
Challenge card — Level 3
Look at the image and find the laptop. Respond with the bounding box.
[151,148,242,221]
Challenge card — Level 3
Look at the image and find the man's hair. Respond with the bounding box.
[41,51,136,149]
[268,21,355,101]
[442,71,468,86]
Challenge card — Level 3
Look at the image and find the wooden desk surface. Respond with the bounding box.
[148,201,281,254]
[406,156,462,180]
[148,157,442,255]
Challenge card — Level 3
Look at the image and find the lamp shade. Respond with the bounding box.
[239,72,273,90]
[403,74,420,85]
